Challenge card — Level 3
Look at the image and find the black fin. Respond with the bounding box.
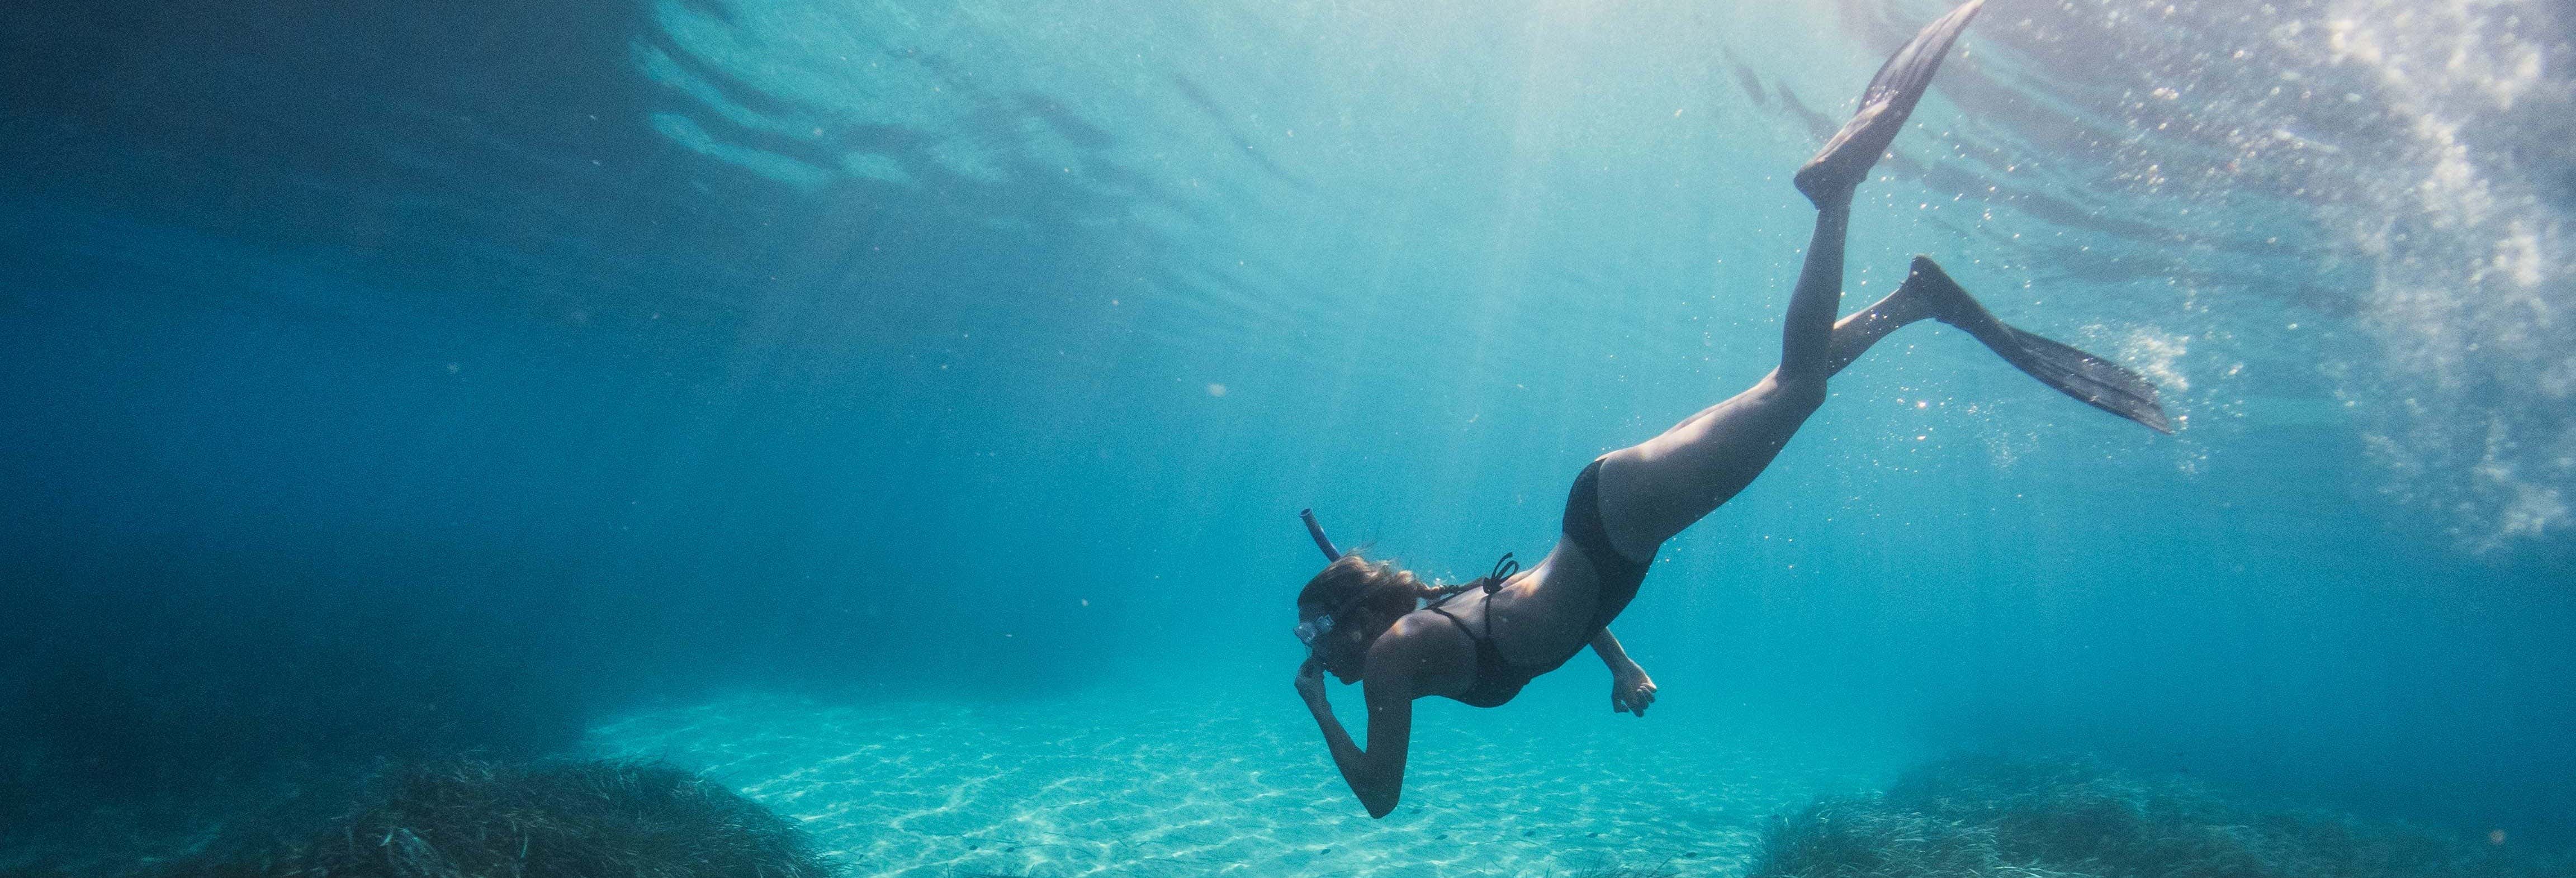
[1903,257,2175,434]
[1994,326,2175,434]
[1794,0,1986,202]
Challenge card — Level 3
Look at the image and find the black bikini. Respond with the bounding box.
[1424,458,1653,708]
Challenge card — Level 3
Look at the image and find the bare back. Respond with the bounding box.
[1377,534,1622,703]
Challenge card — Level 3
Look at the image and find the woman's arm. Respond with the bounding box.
[1591,628,1658,716]
[1294,641,1422,818]
[1590,627,1637,670]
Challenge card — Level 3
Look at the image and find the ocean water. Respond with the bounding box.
[2,0,2573,875]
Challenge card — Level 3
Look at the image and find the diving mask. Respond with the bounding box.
[1293,615,1335,648]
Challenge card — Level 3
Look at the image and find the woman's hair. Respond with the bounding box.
[1296,553,1443,634]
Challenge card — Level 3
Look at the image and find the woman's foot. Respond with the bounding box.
[1793,0,1987,207]
[1895,255,1995,331]
[1843,255,1982,333]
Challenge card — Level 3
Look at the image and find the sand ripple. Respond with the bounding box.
[590,691,1886,878]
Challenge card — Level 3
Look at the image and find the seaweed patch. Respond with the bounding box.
[140,759,840,878]
[1750,756,2570,878]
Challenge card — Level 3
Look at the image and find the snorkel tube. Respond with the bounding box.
[1299,508,1342,562]
[1294,508,1349,657]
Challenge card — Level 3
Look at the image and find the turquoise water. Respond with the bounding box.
[2,0,2573,873]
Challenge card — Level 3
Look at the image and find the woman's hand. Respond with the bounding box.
[1295,656,1329,706]
[1611,664,1658,716]
[1588,629,1655,716]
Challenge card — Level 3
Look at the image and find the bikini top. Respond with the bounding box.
[1423,553,1569,708]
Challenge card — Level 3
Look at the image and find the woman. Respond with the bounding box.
[1291,0,2169,818]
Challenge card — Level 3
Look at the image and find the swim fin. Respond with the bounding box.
[1902,257,2174,434]
[1794,0,1987,205]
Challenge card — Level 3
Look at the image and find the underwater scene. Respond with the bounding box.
[3,0,2574,875]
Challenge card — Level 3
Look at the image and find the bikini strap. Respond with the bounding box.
[1482,552,1518,594]
[1428,552,1521,643]
[1478,552,1516,641]
[1424,603,1476,640]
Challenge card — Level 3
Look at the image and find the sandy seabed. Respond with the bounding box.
[590,689,1894,878]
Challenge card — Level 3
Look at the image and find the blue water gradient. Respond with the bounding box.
[2,0,2571,867]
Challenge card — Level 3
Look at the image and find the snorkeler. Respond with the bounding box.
[1291,0,2170,818]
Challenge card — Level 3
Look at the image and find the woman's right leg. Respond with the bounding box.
[1584,2,1990,560]
[1588,203,1939,560]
